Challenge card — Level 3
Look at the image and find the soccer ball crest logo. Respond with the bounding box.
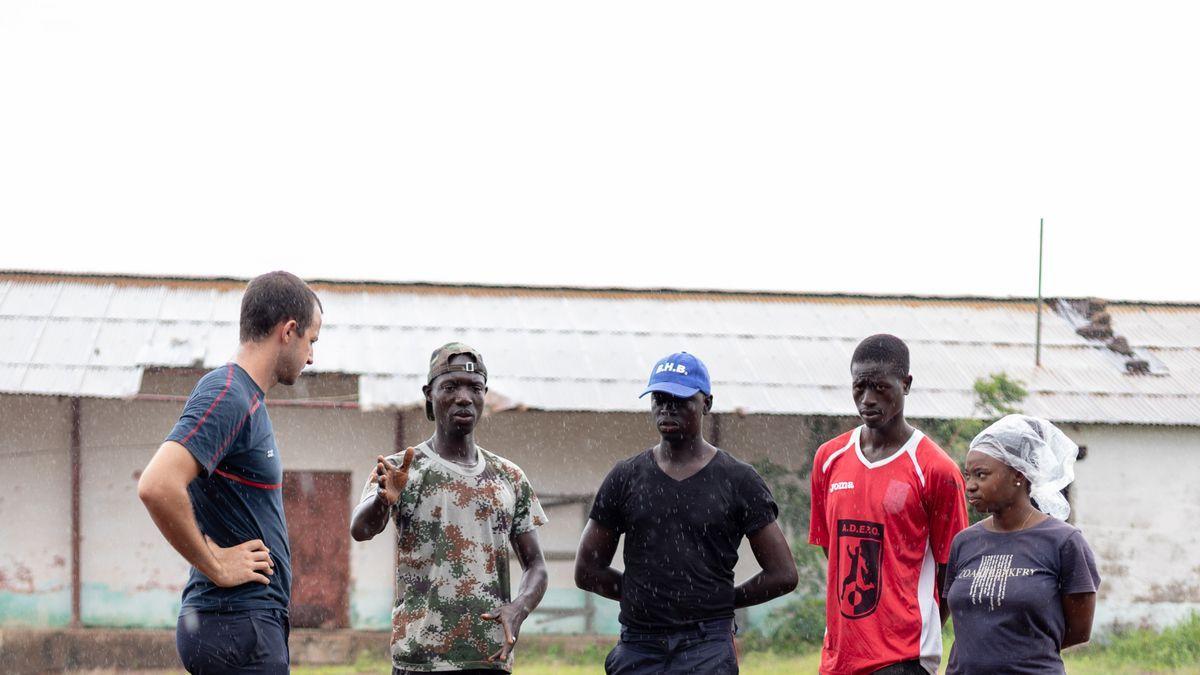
[837,519,885,619]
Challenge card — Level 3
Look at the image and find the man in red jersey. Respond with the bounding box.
[809,334,968,675]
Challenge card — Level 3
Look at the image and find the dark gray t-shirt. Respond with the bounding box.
[944,517,1101,675]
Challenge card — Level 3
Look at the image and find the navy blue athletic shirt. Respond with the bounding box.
[165,363,291,613]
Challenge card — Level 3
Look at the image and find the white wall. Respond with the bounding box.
[74,396,398,629]
[78,398,191,627]
[268,404,396,630]
[16,391,1193,634]
[0,395,73,627]
[1067,423,1200,630]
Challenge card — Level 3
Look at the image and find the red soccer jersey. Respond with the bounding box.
[809,426,968,675]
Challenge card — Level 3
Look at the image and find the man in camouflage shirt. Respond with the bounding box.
[351,343,549,674]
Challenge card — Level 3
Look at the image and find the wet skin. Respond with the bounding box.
[963,450,1036,522]
[850,359,914,462]
[275,302,321,386]
[650,391,715,480]
[424,354,487,456]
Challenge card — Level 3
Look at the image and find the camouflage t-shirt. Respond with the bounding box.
[359,442,548,673]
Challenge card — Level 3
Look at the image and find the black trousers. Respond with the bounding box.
[176,609,290,674]
[874,660,930,675]
[604,618,738,674]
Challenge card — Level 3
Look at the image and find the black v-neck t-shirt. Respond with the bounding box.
[589,448,779,631]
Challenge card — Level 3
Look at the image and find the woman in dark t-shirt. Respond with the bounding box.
[946,415,1101,675]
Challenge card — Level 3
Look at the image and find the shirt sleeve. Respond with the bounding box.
[588,462,628,532]
[925,454,969,564]
[738,467,780,536]
[165,367,251,477]
[511,468,548,537]
[1059,530,1102,595]
[808,448,830,547]
[358,464,383,504]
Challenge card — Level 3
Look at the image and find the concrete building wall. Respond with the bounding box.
[10,385,1195,635]
[70,395,398,630]
[1067,423,1200,630]
[78,398,190,627]
[268,404,397,631]
[0,396,73,627]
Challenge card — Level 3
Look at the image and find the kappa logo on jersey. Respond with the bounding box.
[655,362,688,375]
[837,519,884,619]
[830,481,854,493]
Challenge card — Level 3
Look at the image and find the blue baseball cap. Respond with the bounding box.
[639,352,712,399]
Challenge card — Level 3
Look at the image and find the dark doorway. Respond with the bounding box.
[283,471,351,628]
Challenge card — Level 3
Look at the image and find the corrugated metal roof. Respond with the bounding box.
[1,275,1197,426]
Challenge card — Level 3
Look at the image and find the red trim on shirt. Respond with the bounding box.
[214,468,282,490]
[179,363,234,446]
[209,393,260,467]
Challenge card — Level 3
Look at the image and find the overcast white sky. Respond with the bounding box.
[1,2,1195,301]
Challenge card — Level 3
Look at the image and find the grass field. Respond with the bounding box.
[291,612,1200,674]
[294,644,1200,674]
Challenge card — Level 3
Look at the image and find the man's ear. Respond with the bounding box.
[279,318,299,343]
[422,384,435,421]
[902,374,913,395]
[703,394,714,414]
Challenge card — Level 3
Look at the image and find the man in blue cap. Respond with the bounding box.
[574,352,798,674]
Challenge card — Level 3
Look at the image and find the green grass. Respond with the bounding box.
[292,649,822,674]
[295,615,1200,674]
[293,646,1198,675]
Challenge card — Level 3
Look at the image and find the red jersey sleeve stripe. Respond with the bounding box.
[178,363,235,447]
[213,468,282,491]
[209,394,261,468]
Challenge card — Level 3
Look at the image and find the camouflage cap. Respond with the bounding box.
[425,342,487,421]
[427,342,487,384]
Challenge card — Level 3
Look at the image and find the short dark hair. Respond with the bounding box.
[851,334,910,376]
[239,271,323,343]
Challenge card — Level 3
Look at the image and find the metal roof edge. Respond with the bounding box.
[4,269,1197,307]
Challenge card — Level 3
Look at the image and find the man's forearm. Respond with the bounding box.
[512,561,549,614]
[575,565,623,601]
[350,493,392,541]
[734,567,798,609]
[140,483,221,579]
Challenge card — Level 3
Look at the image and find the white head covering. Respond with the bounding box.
[968,415,1079,520]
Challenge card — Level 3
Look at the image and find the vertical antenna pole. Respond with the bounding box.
[1036,218,1044,367]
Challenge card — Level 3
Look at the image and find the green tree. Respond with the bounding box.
[923,372,1029,467]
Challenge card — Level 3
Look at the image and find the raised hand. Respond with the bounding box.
[204,535,274,587]
[376,446,415,506]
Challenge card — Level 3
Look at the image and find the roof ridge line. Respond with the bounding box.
[3,269,1196,307]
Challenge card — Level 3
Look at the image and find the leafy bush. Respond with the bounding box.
[747,596,826,652]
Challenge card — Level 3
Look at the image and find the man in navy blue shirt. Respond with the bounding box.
[138,271,323,674]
